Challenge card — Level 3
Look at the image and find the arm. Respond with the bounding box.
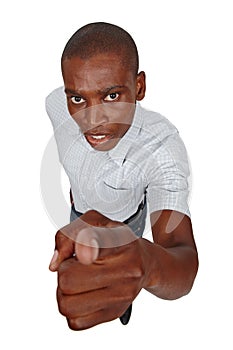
[142,210,198,300]
[49,209,198,330]
[64,192,198,299]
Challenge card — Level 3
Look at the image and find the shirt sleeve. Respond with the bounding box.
[146,132,191,217]
[45,86,82,163]
[45,86,69,131]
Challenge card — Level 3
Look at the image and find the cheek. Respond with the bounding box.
[106,102,135,124]
[114,124,131,138]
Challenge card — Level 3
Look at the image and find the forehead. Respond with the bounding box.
[62,53,134,88]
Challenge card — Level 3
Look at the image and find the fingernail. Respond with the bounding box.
[49,250,58,268]
[90,238,99,261]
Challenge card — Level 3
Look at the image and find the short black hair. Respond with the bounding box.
[61,22,139,76]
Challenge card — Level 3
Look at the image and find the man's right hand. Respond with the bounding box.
[48,209,148,330]
[49,209,133,271]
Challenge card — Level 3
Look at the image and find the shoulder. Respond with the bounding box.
[137,105,190,175]
[45,86,66,110]
[45,86,70,130]
[139,104,178,143]
[138,105,186,158]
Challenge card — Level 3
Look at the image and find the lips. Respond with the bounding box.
[84,132,114,148]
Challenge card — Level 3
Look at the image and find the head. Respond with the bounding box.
[61,22,146,151]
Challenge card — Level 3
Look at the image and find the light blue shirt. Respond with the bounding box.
[46,87,190,221]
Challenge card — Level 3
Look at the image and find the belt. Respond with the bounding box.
[124,195,146,225]
[70,189,146,225]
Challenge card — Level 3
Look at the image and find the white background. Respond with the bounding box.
[1,0,232,349]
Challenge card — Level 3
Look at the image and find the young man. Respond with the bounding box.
[46,22,198,330]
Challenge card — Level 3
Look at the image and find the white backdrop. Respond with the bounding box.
[1,1,232,349]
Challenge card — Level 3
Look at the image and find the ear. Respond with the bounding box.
[136,71,146,101]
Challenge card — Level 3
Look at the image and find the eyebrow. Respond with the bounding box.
[64,85,126,96]
[101,85,126,94]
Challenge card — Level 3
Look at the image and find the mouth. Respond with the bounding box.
[84,133,114,148]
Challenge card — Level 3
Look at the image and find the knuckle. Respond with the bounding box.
[122,282,140,300]
[55,230,65,245]
[57,290,77,319]
[55,230,70,248]
[57,289,69,317]
[131,264,145,279]
[58,270,72,294]
[126,255,145,280]
[115,304,131,319]
[58,299,68,317]
[67,318,89,331]
[121,294,132,306]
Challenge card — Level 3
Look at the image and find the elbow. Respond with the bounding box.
[185,250,199,295]
[176,249,199,299]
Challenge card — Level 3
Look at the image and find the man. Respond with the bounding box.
[46,22,198,330]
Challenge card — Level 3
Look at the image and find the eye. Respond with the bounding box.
[104,92,119,102]
[71,96,85,104]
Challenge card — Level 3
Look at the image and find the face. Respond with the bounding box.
[62,53,146,151]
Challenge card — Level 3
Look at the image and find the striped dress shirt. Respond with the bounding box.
[46,87,191,222]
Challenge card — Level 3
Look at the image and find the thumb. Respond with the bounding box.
[49,249,60,272]
[75,228,99,265]
[75,224,138,265]
[49,230,74,271]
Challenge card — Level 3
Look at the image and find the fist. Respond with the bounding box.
[49,210,149,330]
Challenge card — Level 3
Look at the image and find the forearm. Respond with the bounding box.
[141,239,198,300]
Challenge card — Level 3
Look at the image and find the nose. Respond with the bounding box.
[84,103,109,128]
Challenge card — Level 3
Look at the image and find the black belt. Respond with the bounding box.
[71,186,146,225]
[71,197,146,225]
[124,196,146,225]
